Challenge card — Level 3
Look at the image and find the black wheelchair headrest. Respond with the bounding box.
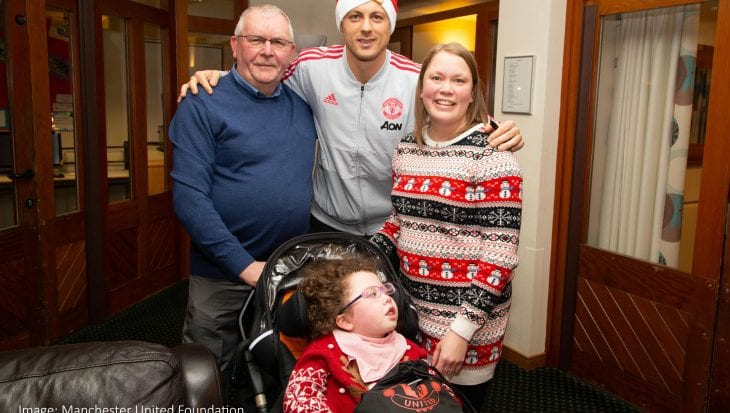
[276,288,310,339]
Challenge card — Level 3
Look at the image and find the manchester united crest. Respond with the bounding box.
[382,97,404,120]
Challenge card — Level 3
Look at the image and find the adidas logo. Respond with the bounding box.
[322,93,338,106]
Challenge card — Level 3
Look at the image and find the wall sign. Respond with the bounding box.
[502,55,535,114]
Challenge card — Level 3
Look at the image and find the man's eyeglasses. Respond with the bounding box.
[236,35,293,50]
[339,282,396,314]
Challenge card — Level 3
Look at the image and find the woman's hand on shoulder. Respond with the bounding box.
[483,119,524,152]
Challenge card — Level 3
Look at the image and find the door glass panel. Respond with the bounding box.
[188,0,233,19]
[188,32,233,75]
[102,15,132,202]
[130,0,165,9]
[47,8,79,215]
[145,24,166,195]
[586,2,717,271]
[0,0,16,228]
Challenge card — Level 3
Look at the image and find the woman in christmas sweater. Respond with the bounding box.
[371,42,522,410]
[282,256,425,413]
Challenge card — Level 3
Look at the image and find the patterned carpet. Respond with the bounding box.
[60,280,640,413]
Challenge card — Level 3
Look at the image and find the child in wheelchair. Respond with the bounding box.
[282,255,426,413]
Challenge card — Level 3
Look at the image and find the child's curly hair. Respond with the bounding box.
[298,255,383,339]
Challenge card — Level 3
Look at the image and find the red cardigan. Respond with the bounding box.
[282,333,426,413]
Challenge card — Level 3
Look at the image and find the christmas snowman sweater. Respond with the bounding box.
[372,123,522,385]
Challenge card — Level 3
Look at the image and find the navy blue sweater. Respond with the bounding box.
[170,68,316,281]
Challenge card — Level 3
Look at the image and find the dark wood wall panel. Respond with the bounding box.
[575,277,687,394]
[579,247,714,312]
[55,240,88,338]
[53,213,88,339]
[144,217,175,272]
[573,290,615,362]
[107,263,177,316]
[575,279,644,377]
[56,241,87,312]
[572,347,679,412]
[0,223,39,349]
[632,294,685,380]
[0,258,28,337]
[0,228,33,348]
[106,227,139,290]
[656,303,688,349]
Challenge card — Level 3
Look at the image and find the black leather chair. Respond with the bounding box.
[0,340,223,410]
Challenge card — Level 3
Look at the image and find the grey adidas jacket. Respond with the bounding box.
[284,45,420,235]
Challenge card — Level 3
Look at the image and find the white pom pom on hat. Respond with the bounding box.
[335,0,398,34]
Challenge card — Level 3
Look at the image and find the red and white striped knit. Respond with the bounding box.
[372,123,522,385]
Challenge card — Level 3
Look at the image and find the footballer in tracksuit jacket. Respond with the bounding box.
[283,45,421,236]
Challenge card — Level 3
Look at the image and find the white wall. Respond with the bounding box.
[494,0,564,357]
[254,0,566,360]
[252,0,343,47]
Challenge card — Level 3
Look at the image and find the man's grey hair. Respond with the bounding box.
[234,4,295,40]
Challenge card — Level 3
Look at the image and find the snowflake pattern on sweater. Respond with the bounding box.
[372,125,522,385]
[283,334,426,413]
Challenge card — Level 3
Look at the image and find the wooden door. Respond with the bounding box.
[0,0,49,350]
[1,0,186,349]
[388,26,412,57]
[95,0,182,316]
[551,0,728,411]
[0,0,188,350]
[45,0,90,339]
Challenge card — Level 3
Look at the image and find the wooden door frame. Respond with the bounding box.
[709,188,730,408]
[703,2,730,409]
[549,0,729,409]
[22,0,55,345]
[94,0,178,316]
[43,0,91,340]
[389,26,412,57]
[0,0,50,349]
[75,0,106,325]
[547,0,596,369]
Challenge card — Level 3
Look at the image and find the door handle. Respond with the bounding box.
[6,168,35,181]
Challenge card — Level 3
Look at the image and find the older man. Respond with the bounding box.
[169,4,315,376]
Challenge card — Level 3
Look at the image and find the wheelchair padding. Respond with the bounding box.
[277,288,309,339]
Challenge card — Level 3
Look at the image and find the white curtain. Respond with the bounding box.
[590,5,699,266]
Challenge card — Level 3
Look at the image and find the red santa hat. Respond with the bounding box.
[335,0,398,34]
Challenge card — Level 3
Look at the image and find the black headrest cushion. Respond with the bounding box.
[277,288,310,338]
